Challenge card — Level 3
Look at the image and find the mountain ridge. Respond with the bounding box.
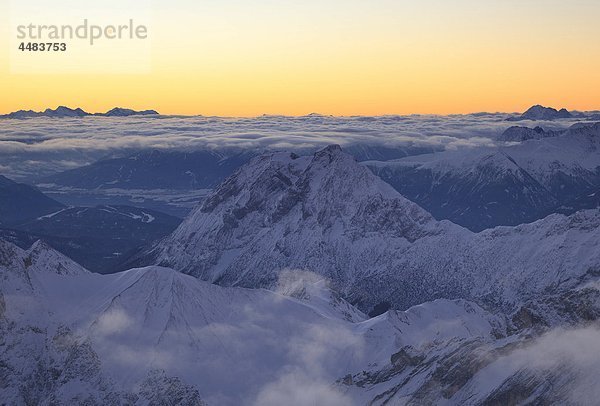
[0,106,159,119]
[2,235,599,405]
[507,104,573,121]
[369,122,600,230]
[133,145,600,314]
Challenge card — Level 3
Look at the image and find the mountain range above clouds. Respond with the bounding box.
[1,104,597,120]
[0,106,159,119]
[2,142,600,404]
[131,144,600,314]
[3,102,600,405]
[369,121,600,231]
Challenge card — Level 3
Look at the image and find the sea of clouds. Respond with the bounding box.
[0,113,583,181]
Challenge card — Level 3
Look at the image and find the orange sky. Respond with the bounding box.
[1,0,600,116]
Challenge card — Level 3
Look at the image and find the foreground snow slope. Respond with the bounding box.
[4,239,600,405]
[1,239,505,405]
[143,145,600,312]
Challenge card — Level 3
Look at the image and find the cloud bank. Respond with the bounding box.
[0,113,583,181]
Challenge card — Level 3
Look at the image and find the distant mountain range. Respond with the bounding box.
[0,106,159,119]
[498,125,555,142]
[368,122,600,231]
[3,104,598,120]
[35,145,439,216]
[39,144,437,191]
[503,104,600,121]
[35,119,600,230]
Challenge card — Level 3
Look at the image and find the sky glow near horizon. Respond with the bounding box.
[1,0,600,116]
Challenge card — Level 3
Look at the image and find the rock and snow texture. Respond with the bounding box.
[369,122,600,230]
[143,145,600,313]
[499,125,551,142]
[0,238,503,405]
[2,145,600,404]
[144,145,456,308]
[3,238,600,405]
[3,133,600,405]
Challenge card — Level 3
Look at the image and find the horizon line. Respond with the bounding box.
[3,105,600,119]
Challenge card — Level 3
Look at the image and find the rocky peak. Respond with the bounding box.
[146,145,444,291]
[24,240,88,276]
[312,143,344,162]
[508,105,573,121]
[499,125,554,142]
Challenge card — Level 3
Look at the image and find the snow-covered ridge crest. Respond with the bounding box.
[140,145,600,313]
[0,238,87,278]
[25,240,89,276]
[0,254,502,405]
[145,145,446,300]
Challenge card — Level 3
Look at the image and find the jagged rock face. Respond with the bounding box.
[499,125,552,142]
[2,239,600,404]
[144,145,600,313]
[147,145,452,309]
[0,246,508,405]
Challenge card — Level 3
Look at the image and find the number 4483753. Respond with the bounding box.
[18,42,67,52]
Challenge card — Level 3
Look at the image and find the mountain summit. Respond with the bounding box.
[143,145,445,303]
[138,145,600,312]
[507,104,572,121]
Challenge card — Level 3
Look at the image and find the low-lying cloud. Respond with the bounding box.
[0,114,582,181]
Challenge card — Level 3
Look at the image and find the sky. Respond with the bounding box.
[1,0,600,116]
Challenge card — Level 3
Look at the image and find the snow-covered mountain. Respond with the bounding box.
[498,125,553,142]
[4,137,600,404]
[369,122,600,230]
[3,238,600,405]
[507,105,573,121]
[0,238,502,405]
[135,145,600,314]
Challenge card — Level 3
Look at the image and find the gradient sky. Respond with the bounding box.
[1,0,600,116]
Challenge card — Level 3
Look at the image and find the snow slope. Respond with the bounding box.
[3,238,600,405]
[0,239,504,405]
[368,122,600,230]
[143,145,600,313]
